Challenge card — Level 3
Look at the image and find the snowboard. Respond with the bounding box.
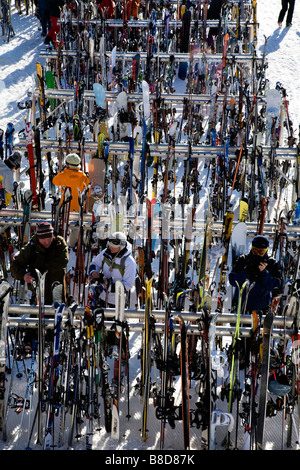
[88,139,108,214]
[265,88,281,146]
[93,82,106,110]
[116,91,129,140]
[231,221,247,267]
[98,121,110,139]
[230,221,247,311]
[88,156,106,197]
[93,83,110,138]
[45,70,56,110]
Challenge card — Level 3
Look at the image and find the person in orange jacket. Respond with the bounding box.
[52,153,91,212]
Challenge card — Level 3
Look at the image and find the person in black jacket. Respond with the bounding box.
[278,0,295,27]
[229,235,282,313]
[11,222,69,305]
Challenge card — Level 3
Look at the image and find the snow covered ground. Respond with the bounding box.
[0,0,300,454]
[257,2,300,135]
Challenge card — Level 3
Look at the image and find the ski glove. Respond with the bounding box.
[244,257,262,277]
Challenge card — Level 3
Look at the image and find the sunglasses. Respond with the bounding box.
[251,246,268,256]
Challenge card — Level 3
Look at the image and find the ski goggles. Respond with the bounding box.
[108,238,126,247]
[251,246,268,256]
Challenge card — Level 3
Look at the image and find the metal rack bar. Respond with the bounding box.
[7,304,294,328]
[2,210,300,237]
[13,139,298,160]
[6,316,293,339]
[40,49,261,64]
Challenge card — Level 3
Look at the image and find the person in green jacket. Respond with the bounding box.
[11,221,69,305]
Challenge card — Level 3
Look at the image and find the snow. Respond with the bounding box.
[256,8,300,131]
[0,0,299,453]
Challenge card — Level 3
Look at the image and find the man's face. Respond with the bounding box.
[109,244,121,254]
[38,236,54,249]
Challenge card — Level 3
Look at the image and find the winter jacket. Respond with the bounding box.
[52,167,90,212]
[11,234,69,305]
[89,243,136,305]
[229,252,282,311]
[207,0,224,20]
[45,0,64,17]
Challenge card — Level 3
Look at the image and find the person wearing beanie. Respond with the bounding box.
[229,235,282,312]
[10,222,69,305]
[88,231,136,307]
[52,153,91,212]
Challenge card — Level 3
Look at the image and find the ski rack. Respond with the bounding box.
[8,304,294,337]
[0,208,92,223]
[59,19,253,29]
[40,49,262,65]
[1,209,300,238]
[13,137,297,160]
[6,304,295,338]
[30,86,265,106]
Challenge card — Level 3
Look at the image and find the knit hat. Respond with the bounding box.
[36,222,54,239]
[66,153,81,167]
[252,235,269,249]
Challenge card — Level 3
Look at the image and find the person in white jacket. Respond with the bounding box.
[88,232,137,307]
